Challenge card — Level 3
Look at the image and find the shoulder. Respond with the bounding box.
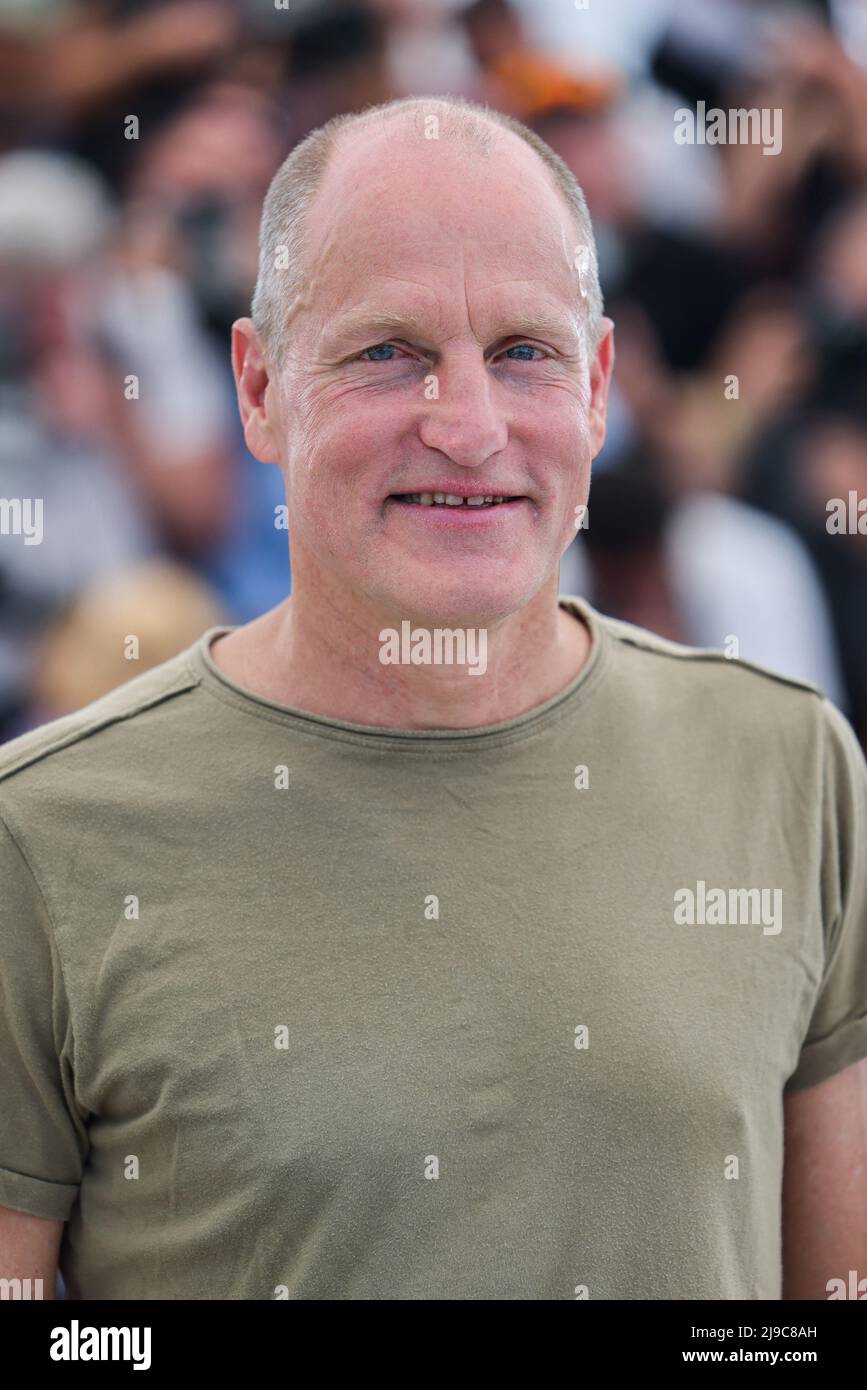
[571,594,823,694]
[565,595,847,761]
[0,644,203,798]
[593,603,821,695]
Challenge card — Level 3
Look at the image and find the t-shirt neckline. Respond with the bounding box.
[189,594,608,748]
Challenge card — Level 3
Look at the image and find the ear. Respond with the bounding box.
[587,317,615,459]
[231,318,282,465]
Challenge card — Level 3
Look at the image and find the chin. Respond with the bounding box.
[374,564,547,629]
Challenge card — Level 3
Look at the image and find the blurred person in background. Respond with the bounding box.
[0,150,158,739]
[25,559,228,729]
[0,147,239,738]
[460,0,622,120]
[736,187,867,745]
[0,0,239,184]
[360,0,467,93]
[560,441,847,708]
[114,76,299,623]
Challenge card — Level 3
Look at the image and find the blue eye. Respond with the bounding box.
[504,343,540,361]
[360,341,544,364]
[362,344,397,361]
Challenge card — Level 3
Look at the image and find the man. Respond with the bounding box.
[1,96,865,1301]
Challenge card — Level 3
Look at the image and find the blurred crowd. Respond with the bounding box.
[0,0,865,747]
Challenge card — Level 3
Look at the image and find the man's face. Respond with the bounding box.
[241,121,613,625]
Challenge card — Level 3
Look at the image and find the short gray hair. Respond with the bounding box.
[251,94,604,365]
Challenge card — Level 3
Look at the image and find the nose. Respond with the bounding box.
[417,349,509,470]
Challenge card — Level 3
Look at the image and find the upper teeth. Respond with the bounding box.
[402,493,507,506]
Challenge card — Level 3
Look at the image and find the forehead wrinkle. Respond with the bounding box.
[321,299,582,356]
[325,291,583,346]
[322,303,586,361]
[314,234,582,356]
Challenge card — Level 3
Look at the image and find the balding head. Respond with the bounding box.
[251,95,603,366]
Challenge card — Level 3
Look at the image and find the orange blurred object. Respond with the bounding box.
[487,48,621,121]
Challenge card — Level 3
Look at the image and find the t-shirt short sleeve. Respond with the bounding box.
[0,808,86,1219]
[784,698,867,1093]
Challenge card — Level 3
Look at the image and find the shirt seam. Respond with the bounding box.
[788,696,846,1059]
[0,667,201,787]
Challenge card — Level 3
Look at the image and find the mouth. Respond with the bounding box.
[388,492,527,509]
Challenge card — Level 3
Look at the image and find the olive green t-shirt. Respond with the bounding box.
[0,596,865,1300]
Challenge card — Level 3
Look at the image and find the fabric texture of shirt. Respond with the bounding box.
[0,595,865,1300]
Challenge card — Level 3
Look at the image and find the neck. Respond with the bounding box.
[212,564,592,732]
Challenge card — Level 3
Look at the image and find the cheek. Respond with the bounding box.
[290,387,404,493]
[283,392,403,552]
[525,398,593,542]
[525,393,592,485]
[526,377,590,436]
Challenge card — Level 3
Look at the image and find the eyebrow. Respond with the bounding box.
[321,304,582,355]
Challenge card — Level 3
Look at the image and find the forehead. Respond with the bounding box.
[298,120,582,323]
